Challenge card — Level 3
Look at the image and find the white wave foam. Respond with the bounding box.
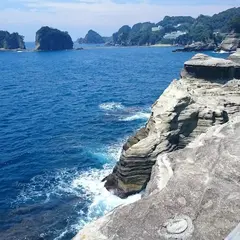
[215,50,229,54]
[99,102,124,111]
[106,141,123,160]
[69,140,141,233]
[87,141,123,165]
[14,169,81,205]
[15,141,125,206]
[16,140,140,239]
[71,164,141,226]
[121,112,151,121]
[53,230,68,240]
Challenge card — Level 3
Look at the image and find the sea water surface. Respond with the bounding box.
[0,46,229,239]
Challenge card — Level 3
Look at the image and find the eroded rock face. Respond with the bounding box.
[219,33,240,52]
[173,41,216,52]
[74,116,240,240]
[103,53,240,198]
[228,49,240,64]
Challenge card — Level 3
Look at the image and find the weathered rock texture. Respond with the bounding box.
[229,49,240,64]
[74,116,240,240]
[173,41,216,52]
[219,33,240,52]
[103,53,240,198]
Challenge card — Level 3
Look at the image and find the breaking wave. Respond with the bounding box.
[99,102,125,111]
[99,102,151,122]
[120,112,151,121]
[13,140,141,240]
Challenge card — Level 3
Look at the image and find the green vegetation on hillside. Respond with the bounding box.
[230,17,240,33]
[35,26,73,51]
[110,7,240,46]
[0,31,25,49]
[77,30,105,44]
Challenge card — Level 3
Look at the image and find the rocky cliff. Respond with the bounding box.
[35,26,73,51]
[218,33,240,52]
[74,115,240,240]
[103,53,240,198]
[228,49,240,63]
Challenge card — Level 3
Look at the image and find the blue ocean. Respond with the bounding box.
[0,45,229,240]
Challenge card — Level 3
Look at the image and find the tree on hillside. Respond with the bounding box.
[230,17,240,33]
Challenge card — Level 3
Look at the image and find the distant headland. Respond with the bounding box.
[77,30,106,44]
[0,7,239,52]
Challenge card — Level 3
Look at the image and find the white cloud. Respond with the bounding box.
[0,0,239,41]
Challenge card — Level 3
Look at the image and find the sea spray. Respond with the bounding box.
[120,112,151,121]
[99,102,125,111]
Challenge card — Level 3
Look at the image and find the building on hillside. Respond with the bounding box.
[152,26,163,32]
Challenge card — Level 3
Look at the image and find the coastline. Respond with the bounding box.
[75,52,240,239]
[0,45,175,52]
[150,43,174,47]
[0,48,26,52]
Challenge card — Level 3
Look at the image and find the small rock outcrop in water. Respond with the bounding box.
[173,41,216,52]
[74,116,240,240]
[103,53,240,198]
[0,31,25,50]
[77,30,105,44]
[35,26,73,51]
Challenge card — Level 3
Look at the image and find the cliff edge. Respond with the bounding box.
[74,115,240,240]
[74,52,240,240]
[103,53,240,198]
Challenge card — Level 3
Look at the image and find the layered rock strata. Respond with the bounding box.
[75,116,240,240]
[103,53,240,198]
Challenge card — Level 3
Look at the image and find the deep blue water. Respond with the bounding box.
[0,46,229,240]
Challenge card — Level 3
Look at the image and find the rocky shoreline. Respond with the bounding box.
[75,116,240,240]
[103,52,240,198]
[75,52,240,239]
[174,34,240,53]
[173,42,217,52]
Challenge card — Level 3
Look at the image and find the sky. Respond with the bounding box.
[1,0,240,41]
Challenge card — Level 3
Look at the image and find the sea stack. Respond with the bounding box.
[74,53,240,240]
[35,26,73,51]
[103,53,240,198]
[0,31,25,50]
[77,30,105,44]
